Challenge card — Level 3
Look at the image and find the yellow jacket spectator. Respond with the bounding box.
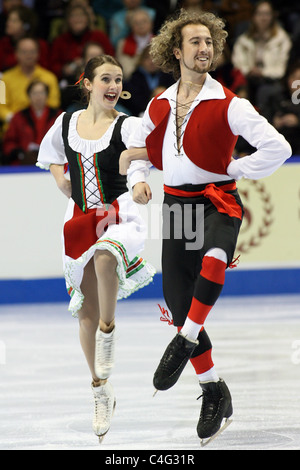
[0,37,60,124]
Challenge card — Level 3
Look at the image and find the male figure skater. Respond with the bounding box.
[120,9,291,443]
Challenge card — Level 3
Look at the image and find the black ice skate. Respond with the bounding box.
[197,378,233,447]
[153,333,198,392]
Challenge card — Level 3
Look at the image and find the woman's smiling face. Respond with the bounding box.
[85,63,123,109]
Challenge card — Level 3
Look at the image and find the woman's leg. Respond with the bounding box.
[77,253,118,440]
[77,257,100,383]
[94,250,119,332]
[93,250,119,380]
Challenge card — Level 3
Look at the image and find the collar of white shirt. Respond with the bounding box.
[157,73,226,103]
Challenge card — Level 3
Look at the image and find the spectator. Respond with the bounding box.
[145,0,177,32]
[0,0,23,36]
[270,0,300,37]
[219,0,253,41]
[48,0,107,42]
[0,6,50,71]
[2,80,61,165]
[33,0,68,40]
[110,0,156,48]
[287,30,300,71]
[176,0,217,14]
[176,0,204,12]
[61,40,105,111]
[122,45,174,116]
[211,45,248,98]
[92,0,123,23]
[232,0,292,109]
[261,61,300,156]
[50,4,114,80]
[116,8,154,80]
[0,37,61,126]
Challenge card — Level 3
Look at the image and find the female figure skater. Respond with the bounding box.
[37,55,155,441]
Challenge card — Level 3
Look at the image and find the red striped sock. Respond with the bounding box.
[190,349,215,375]
[187,255,226,325]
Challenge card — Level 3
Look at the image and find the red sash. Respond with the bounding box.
[164,182,243,220]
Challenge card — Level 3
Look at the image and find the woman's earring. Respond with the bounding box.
[120,91,132,100]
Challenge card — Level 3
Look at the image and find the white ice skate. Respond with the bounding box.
[95,327,115,380]
[92,381,116,442]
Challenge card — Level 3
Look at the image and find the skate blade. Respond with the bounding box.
[200,418,233,448]
[98,432,108,444]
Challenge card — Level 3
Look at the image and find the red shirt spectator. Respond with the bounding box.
[0,35,49,71]
[50,5,114,80]
[2,80,61,165]
[0,5,50,71]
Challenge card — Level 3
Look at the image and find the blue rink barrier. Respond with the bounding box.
[0,268,299,305]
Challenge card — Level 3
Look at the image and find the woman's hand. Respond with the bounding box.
[119,150,131,175]
[57,177,72,198]
[132,182,152,205]
[50,164,72,198]
[119,147,149,175]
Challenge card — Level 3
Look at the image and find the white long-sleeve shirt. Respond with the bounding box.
[127,74,292,188]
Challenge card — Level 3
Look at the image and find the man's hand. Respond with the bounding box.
[132,182,152,205]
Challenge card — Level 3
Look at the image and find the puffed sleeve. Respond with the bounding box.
[121,114,152,188]
[36,112,68,170]
[120,115,143,147]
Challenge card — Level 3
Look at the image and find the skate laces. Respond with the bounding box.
[93,385,114,427]
[198,388,222,423]
[96,329,114,366]
[159,335,192,372]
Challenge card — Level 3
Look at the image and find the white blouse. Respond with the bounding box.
[37,110,141,208]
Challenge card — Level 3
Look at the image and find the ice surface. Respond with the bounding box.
[0,295,300,450]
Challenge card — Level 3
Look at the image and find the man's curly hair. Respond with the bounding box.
[150,9,228,80]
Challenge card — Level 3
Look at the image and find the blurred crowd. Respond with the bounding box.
[0,0,300,165]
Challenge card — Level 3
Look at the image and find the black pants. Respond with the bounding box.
[162,185,243,327]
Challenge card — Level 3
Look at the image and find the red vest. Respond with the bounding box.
[145,86,238,174]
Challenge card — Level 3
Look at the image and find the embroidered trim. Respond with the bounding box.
[126,256,146,278]
[94,153,107,206]
[76,153,87,212]
[98,237,129,268]
[64,237,156,317]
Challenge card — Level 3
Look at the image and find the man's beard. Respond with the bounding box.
[181,56,212,74]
